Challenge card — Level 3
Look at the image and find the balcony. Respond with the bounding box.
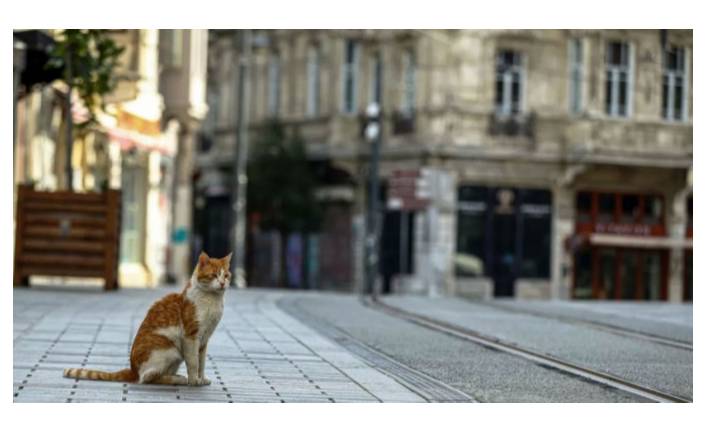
[488,112,535,138]
[392,109,415,135]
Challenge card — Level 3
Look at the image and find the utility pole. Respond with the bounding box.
[364,98,383,300]
[231,29,252,288]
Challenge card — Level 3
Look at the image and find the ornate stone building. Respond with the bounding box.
[199,29,692,301]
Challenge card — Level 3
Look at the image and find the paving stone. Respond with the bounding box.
[13,288,424,403]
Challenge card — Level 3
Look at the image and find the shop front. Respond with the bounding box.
[456,185,552,297]
[572,191,669,300]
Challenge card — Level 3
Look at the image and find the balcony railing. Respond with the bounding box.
[488,112,536,138]
[392,109,415,135]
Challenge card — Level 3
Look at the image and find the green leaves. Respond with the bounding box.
[247,120,323,235]
[48,29,125,131]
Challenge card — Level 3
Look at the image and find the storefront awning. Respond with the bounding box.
[589,233,692,250]
[107,127,175,157]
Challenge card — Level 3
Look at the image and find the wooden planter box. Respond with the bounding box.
[13,185,122,290]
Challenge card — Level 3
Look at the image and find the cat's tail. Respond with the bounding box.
[63,367,137,382]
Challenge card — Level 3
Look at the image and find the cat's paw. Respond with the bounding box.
[189,376,211,386]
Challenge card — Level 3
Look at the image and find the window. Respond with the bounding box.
[605,41,631,117]
[687,195,692,231]
[306,46,321,117]
[620,194,640,223]
[369,51,382,105]
[401,48,416,114]
[644,195,663,225]
[519,189,551,278]
[342,39,359,114]
[574,250,593,299]
[495,50,523,116]
[577,192,592,223]
[120,160,146,263]
[569,38,583,114]
[598,193,615,222]
[267,53,281,116]
[456,186,488,277]
[662,45,688,121]
[644,251,663,301]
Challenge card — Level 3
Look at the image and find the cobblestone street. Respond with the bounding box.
[13,287,422,403]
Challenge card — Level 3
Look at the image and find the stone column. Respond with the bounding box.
[415,168,456,297]
[551,184,576,300]
[666,184,689,303]
[170,126,196,286]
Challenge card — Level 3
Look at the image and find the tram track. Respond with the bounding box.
[363,296,692,403]
[278,296,477,402]
[474,301,692,351]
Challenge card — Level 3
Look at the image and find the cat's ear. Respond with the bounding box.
[198,251,210,267]
[223,252,233,266]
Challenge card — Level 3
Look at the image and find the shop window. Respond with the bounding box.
[644,195,663,225]
[620,194,640,223]
[574,250,593,299]
[684,251,692,302]
[620,250,639,299]
[644,251,662,301]
[577,191,592,223]
[598,193,615,223]
[687,195,692,231]
[120,160,146,263]
[520,189,551,278]
[456,186,487,277]
[597,248,617,299]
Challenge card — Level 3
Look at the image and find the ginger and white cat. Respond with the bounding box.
[64,251,231,386]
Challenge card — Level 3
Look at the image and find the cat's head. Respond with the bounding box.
[193,251,232,292]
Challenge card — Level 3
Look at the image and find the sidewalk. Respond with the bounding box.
[13,287,422,403]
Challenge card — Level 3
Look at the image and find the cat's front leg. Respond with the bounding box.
[198,342,211,385]
[184,337,204,386]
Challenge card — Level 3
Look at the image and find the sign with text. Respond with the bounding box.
[387,169,431,211]
[576,222,666,237]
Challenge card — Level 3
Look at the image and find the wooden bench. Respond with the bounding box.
[13,185,122,290]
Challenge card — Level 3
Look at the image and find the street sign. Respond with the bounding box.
[387,169,431,210]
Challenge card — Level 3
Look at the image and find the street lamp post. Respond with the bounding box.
[231,29,252,288]
[364,101,382,300]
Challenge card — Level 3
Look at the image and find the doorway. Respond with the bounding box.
[492,213,517,296]
[380,210,415,294]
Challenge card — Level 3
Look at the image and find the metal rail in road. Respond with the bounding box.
[363,297,691,403]
[477,301,692,351]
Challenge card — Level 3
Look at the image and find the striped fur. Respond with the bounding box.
[63,367,137,382]
[62,251,231,386]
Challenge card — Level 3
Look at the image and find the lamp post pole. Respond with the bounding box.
[364,101,382,300]
[231,29,252,288]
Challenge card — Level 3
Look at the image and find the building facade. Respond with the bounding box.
[200,29,692,301]
[13,29,208,288]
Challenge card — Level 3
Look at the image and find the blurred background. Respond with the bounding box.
[12,29,693,302]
